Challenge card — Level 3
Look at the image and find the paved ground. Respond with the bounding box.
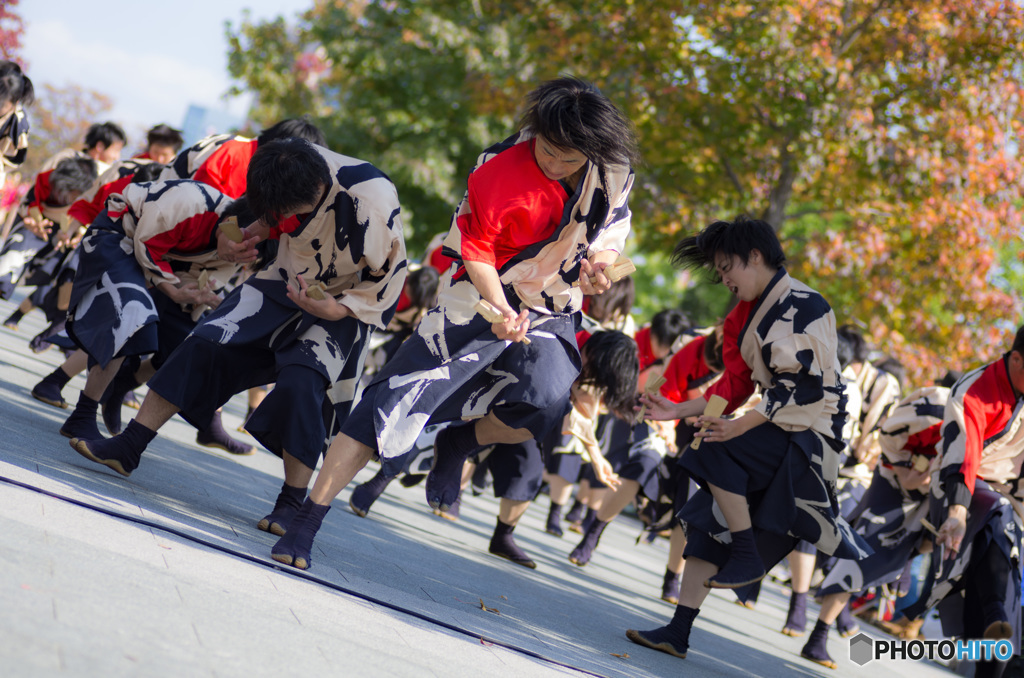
[0,293,960,677]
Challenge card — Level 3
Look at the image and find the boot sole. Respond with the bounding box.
[800,651,837,670]
[781,627,805,637]
[31,392,68,409]
[349,498,368,518]
[568,555,589,567]
[271,552,309,570]
[70,439,131,477]
[489,549,537,569]
[661,595,679,605]
[984,621,1013,639]
[625,629,686,659]
[197,440,255,456]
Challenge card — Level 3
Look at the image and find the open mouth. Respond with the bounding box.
[729,285,738,295]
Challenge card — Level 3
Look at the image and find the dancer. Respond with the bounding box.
[269,76,639,571]
[68,138,408,538]
[626,216,870,660]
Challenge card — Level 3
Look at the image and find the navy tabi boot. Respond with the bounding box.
[626,605,699,659]
[704,528,766,589]
[32,366,73,409]
[545,501,564,537]
[70,419,155,477]
[568,518,609,567]
[800,619,837,669]
[782,591,809,636]
[257,483,307,536]
[425,423,479,512]
[661,569,681,605]
[349,470,394,518]
[196,411,255,455]
[271,498,331,570]
[60,393,103,440]
[488,519,537,569]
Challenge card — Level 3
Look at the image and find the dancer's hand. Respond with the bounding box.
[589,448,621,489]
[491,307,530,343]
[287,275,350,321]
[578,258,612,295]
[637,392,681,421]
[159,281,204,307]
[23,214,53,238]
[217,227,260,265]
[936,505,967,560]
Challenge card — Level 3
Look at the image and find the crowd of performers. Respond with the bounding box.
[1,62,1022,676]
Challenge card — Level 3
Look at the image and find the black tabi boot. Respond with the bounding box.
[349,470,394,517]
[835,601,859,638]
[800,619,837,669]
[257,483,307,535]
[782,591,808,636]
[99,358,142,435]
[60,393,102,440]
[626,605,699,659]
[704,528,766,589]
[32,366,73,409]
[425,423,479,512]
[70,419,155,477]
[564,498,585,525]
[271,498,331,570]
[661,568,681,605]
[568,518,609,567]
[3,307,24,329]
[488,519,537,569]
[195,411,254,455]
[545,501,564,537]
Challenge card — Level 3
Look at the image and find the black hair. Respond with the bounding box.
[672,216,786,280]
[0,60,33,107]
[257,116,326,147]
[937,370,963,389]
[1014,325,1024,356]
[703,327,725,373]
[146,124,184,151]
[405,266,440,310]
[130,162,167,184]
[220,195,257,228]
[650,309,691,349]
[578,330,639,421]
[246,138,330,224]
[837,325,870,363]
[587,276,634,325]
[836,333,854,371]
[519,76,640,169]
[874,356,905,391]
[84,122,127,150]
[48,158,98,205]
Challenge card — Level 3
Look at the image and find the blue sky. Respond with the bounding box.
[20,0,312,148]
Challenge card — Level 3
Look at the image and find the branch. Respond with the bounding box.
[835,0,895,58]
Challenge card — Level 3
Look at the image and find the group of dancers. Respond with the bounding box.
[1,62,1021,676]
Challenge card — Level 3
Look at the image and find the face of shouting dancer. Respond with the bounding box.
[713,249,775,303]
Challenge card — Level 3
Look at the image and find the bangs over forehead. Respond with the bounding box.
[672,217,786,281]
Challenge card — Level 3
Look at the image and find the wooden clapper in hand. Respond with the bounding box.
[475,299,531,345]
[636,373,667,420]
[690,394,728,450]
[571,254,637,288]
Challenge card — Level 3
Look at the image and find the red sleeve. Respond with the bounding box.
[27,170,53,211]
[635,327,656,372]
[703,301,756,414]
[958,378,1011,494]
[141,213,220,275]
[458,174,501,266]
[192,140,255,199]
[576,329,592,349]
[428,245,456,272]
[660,336,707,403]
[68,175,132,225]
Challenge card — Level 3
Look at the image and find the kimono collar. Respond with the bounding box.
[737,267,789,347]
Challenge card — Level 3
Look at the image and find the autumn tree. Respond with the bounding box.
[227,0,1024,385]
[21,83,113,177]
[0,0,24,60]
